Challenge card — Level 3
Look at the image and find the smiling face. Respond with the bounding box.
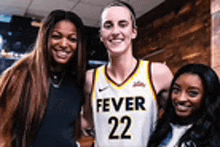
[100,6,137,56]
[171,73,204,119]
[49,20,77,65]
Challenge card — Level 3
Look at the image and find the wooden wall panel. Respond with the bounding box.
[211,0,220,76]
[134,0,211,74]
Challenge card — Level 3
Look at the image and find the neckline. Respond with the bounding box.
[170,123,193,129]
[50,71,66,88]
[105,59,140,87]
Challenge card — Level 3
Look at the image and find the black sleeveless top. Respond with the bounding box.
[33,72,83,147]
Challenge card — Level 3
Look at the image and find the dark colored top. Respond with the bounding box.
[33,72,83,147]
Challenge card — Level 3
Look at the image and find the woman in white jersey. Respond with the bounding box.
[148,64,220,147]
[82,1,173,147]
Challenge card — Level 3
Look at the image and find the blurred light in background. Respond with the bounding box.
[0,14,12,23]
[0,35,3,49]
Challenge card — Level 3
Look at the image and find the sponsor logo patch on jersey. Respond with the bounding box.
[133,81,146,87]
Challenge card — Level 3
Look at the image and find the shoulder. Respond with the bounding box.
[207,125,220,146]
[84,64,106,94]
[181,124,220,146]
[0,57,30,91]
[85,69,95,84]
[85,65,104,85]
[141,60,171,73]
[2,57,29,77]
[151,62,171,74]
[151,62,173,82]
[84,68,96,94]
[150,62,173,94]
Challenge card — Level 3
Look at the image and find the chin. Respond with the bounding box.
[176,112,191,119]
[56,60,69,65]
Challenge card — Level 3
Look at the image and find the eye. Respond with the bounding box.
[103,22,113,29]
[119,21,128,28]
[51,33,61,39]
[172,86,181,94]
[69,37,77,43]
[188,90,199,97]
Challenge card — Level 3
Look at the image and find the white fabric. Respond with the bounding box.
[92,60,158,147]
[160,124,193,147]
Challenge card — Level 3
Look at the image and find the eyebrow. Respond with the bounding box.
[52,30,77,35]
[173,83,180,87]
[173,83,201,91]
[103,19,129,23]
[118,20,129,24]
[103,20,112,24]
[188,86,201,91]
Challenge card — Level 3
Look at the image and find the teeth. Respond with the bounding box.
[60,52,67,55]
[176,104,190,111]
[57,51,69,58]
[110,39,123,43]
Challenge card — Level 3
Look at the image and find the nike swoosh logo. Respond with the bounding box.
[99,86,108,92]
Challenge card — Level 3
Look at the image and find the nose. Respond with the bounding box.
[177,92,187,102]
[60,38,68,48]
[111,26,120,36]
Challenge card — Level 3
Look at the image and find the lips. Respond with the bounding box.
[174,103,191,112]
[109,38,124,44]
[53,49,71,59]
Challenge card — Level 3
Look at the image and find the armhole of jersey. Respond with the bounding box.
[148,61,160,107]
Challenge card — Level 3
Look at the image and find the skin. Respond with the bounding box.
[49,20,77,66]
[101,6,137,57]
[81,6,173,135]
[171,73,204,119]
[100,6,138,84]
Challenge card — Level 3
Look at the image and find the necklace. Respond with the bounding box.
[51,71,66,88]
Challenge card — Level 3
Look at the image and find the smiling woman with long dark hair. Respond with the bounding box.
[0,10,86,147]
[147,64,220,147]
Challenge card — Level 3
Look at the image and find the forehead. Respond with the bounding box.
[101,6,132,22]
[53,20,77,33]
[175,73,203,88]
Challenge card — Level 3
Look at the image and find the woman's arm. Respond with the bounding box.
[81,69,95,136]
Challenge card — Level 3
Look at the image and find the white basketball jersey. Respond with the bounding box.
[92,60,158,147]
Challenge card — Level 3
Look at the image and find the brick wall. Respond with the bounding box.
[211,0,220,76]
[134,0,211,74]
